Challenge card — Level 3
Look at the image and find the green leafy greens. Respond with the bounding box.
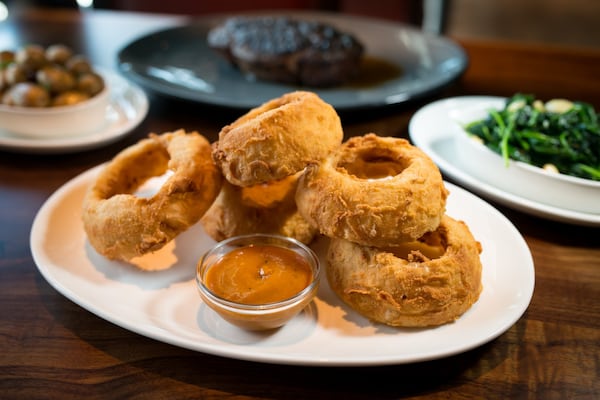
[463,94,600,181]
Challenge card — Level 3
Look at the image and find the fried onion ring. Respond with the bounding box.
[326,215,483,327]
[296,133,448,247]
[212,91,343,186]
[82,130,222,263]
[201,172,317,244]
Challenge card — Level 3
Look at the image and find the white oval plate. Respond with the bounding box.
[117,11,467,112]
[30,166,534,366]
[409,96,600,226]
[0,69,148,154]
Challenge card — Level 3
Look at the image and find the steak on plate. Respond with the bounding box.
[207,16,364,87]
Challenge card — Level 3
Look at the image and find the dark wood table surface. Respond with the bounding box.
[1,7,599,400]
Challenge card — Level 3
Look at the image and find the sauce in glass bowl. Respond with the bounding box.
[204,243,313,305]
[197,234,321,331]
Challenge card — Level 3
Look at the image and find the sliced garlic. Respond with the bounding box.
[468,134,484,144]
[545,99,574,114]
[543,163,560,174]
[507,99,526,113]
[533,100,545,112]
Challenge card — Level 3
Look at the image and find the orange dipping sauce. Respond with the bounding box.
[204,244,313,305]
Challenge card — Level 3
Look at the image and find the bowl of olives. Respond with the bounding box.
[0,44,109,138]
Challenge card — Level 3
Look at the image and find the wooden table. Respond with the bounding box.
[1,7,599,399]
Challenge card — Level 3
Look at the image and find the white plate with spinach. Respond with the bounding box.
[409,96,600,226]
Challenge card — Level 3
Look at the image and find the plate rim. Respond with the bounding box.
[116,10,468,112]
[30,164,535,367]
[409,95,600,226]
[0,69,149,154]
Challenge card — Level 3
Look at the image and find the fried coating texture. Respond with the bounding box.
[296,133,448,247]
[212,91,343,186]
[82,130,222,263]
[201,172,317,244]
[326,215,483,327]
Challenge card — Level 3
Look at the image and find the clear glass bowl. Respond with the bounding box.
[196,234,321,331]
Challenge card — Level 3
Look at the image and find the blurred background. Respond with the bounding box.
[1,0,599,49]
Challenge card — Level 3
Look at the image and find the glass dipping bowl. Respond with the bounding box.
[196,234,321,331]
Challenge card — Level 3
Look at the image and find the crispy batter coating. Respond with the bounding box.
[212,91,343,186]
[296,133,448,247]
[201,172,317,244]
[327,215,483,327]
[82,130,222,263]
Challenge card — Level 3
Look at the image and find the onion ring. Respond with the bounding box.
[326,215,483,327]
[296,133,448,247]
[201,172,317,244]
[212,91,343,186]
[82,130,222,263]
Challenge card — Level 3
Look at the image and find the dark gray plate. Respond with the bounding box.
[117,11,468,112]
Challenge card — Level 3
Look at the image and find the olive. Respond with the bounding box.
[36,65,76,94]
[2,82,50,107]
[0,50,15,67]
[66,55,92,75]
[45,44,73,65]
[77,72,104,96]
[15,44,47,72]
[52,90,90,106]
[4,63,28,85]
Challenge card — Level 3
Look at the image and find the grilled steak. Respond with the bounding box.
[207,16,364,87]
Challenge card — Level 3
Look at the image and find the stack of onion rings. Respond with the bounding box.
[82,130,221,263]
[295,133,482,327]
[207,91,341,243]
[78,90,483,328]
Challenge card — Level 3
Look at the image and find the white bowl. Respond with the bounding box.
[451,102,600,214]
[0,77,109,139]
